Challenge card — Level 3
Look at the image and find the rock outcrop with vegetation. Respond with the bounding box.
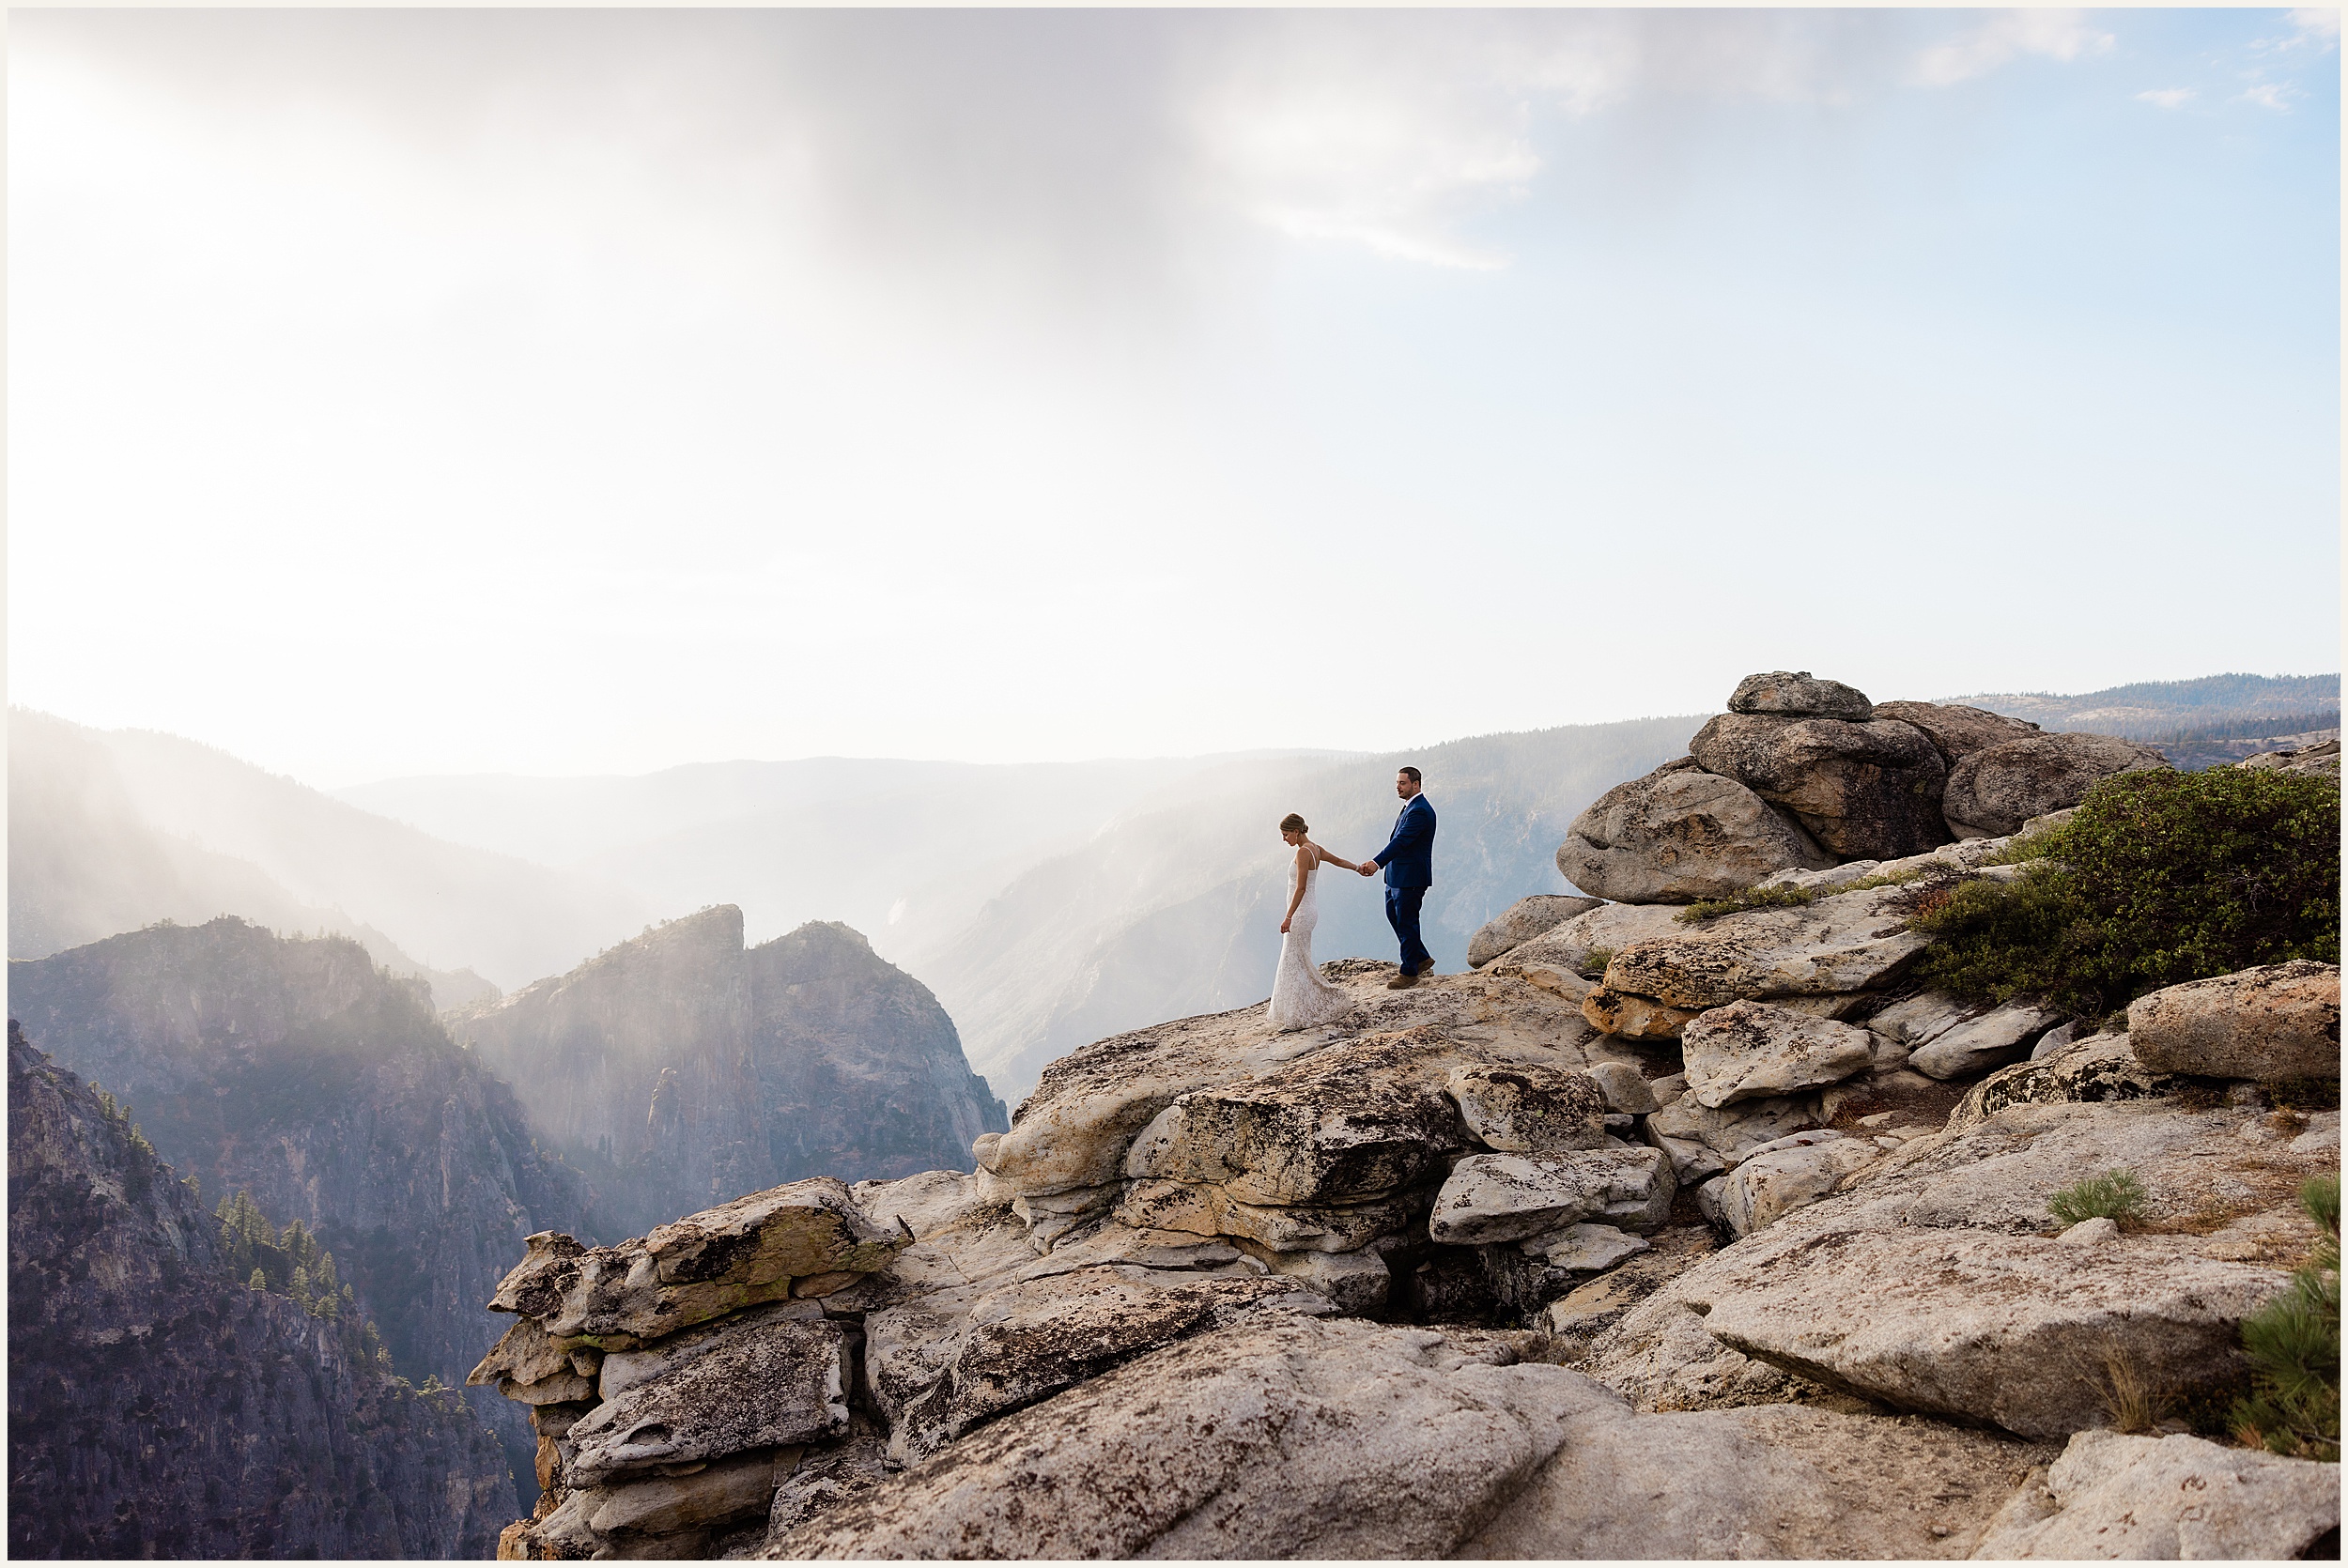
[450,906,1009,1239]
[471,670,2340,1560]
[7,917,602,1488]
[1561,672,2174,902]
[8,1022,513,1559]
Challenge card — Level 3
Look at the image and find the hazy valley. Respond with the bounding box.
[15,673,2338,1108]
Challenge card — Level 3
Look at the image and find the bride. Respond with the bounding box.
[1268,812,1362,1032]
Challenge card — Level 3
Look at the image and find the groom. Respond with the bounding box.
[1359,766,1436,989]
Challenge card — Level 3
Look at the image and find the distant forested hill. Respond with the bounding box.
[1949,673,2339,772]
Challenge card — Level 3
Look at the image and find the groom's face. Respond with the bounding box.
[1396,771,1419,800]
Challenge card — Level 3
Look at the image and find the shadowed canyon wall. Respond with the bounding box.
[8,1023,513,1558]
[451,906,1009,1238]
[8,920,603,1488]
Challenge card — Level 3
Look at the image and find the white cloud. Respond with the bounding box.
[1912,10,2116,87]
[2287,8,2341,46]
[1190,60,1539,270]
[2136,87,2197,109]
[1180,11,1923,271]
[2240,82,2299,111]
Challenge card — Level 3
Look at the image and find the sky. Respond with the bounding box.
[9,8,2340,789]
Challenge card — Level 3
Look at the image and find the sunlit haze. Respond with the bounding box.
[10,8,2340,788]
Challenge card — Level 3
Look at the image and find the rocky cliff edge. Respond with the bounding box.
[479,674,2340,1560]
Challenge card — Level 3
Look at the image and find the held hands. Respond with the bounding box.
[1357,861,1377,877]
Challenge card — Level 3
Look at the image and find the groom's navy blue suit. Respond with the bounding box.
[1372,793,1437,976]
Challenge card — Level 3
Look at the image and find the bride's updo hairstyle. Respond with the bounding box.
[1278,812,1308,835]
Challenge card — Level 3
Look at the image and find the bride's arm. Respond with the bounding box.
[1309,839,1363,874]
[1281,845,1311,931]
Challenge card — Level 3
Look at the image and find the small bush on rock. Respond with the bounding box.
[2232,1175,2340,1462]
[2049,1169,2150,1227]
[1909,768,2340,1018]
[1676,884,1816,924]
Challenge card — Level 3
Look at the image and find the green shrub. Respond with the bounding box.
[2049,1169,2150,1227]
[1910,768,2340,1018]
[1578,946,1616,980]
[1908,871,2097,1009]
[1676,884,1816,924]
[2232,1174,2340,1461]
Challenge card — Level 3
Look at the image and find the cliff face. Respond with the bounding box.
[6,918,603,1486]
[452,907,1008,1238]
[8,1022,514,1558]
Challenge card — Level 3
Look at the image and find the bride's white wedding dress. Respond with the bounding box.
[1268,853,1352,1032]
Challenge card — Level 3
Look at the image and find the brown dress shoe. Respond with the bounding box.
[1384,970,1419,990]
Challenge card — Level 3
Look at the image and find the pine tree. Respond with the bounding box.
[2232,1175,2340,1459]
[218,1190,276,1251]
[248,1268,267,1291]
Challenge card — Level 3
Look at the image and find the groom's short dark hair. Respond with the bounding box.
[1398,766,1422,783]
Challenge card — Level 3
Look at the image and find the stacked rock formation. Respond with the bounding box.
[1556,671,2167,900]
[480,1178,910,1559]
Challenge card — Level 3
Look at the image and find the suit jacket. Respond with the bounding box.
[1373,794,1436,888]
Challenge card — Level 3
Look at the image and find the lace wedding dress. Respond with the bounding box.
[1268,853,1352,1032]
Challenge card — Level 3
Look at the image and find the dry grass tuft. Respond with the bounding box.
[2094,1345,2175,1434]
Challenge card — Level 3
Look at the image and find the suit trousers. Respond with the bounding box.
[1384,884,1431,976]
